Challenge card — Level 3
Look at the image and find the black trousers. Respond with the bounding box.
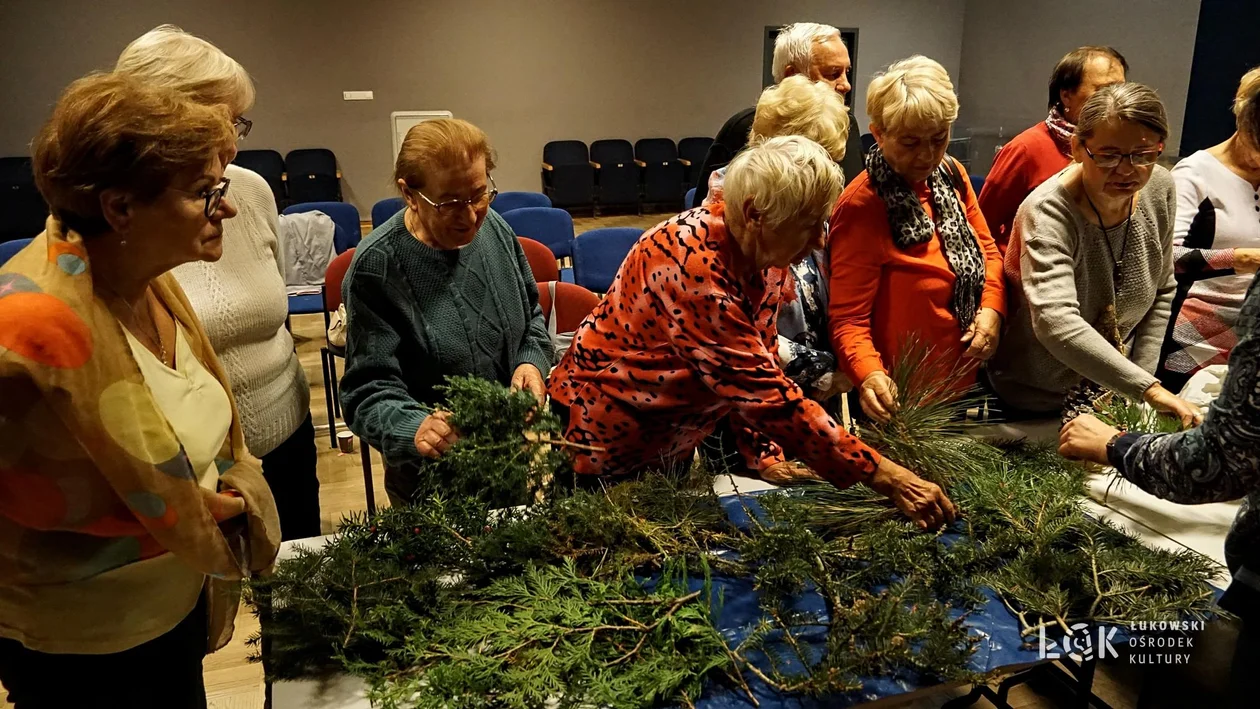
[260,413,321,540]
[0,593,208,709]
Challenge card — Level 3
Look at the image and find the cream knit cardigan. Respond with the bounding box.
[173,165,310,457]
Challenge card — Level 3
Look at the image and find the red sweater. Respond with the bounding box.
[977,122,1070,256]
[827,161,1005,389]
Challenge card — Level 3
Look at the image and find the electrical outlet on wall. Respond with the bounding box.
[343,91,374,101]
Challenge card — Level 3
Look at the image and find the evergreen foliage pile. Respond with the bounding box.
[250,371,1221,707]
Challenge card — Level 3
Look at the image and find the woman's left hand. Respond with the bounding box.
[961,307,1002,361]
[1143,384,1204,429]
[203,488,247,522]
[511,363,547,405]
[1058,414,1119,466]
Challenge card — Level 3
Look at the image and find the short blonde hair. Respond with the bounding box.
[33,73,235,237]
[1233,66,1260,145]
[723,135,843,232]
[1076,82,1168,143]
[394,118,498,192]
[115,24,255,115]
[866,55,959,135]
[771,22,842,83]
[750,75,849,162]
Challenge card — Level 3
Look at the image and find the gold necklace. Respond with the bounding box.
[105,287,168,364]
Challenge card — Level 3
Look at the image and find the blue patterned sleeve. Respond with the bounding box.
[1111,279,1260,503]
[780,337,838,390]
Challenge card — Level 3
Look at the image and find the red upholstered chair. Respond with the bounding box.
[538,281,600,333]
[518,236,560,283]
[318,248,378,512]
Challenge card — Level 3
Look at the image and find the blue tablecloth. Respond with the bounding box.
[684,494,1046,708]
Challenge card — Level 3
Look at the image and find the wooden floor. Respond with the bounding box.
[1,210,1147,708]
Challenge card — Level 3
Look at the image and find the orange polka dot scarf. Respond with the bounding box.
[0,220,281,652]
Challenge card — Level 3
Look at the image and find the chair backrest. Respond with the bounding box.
[234,149,285,179]
[590,139,634,165]
[969,174,986,196]
[371,197,406,228]
[501,207,575,259]
[233,149,287,207]
[282,201,361,253]
[538,281,600,334]
[494,192,551,214]
[685,188,698,210]
[0,237,34,266]
[0,157,48,241]
[572,227,642,294]
[0,157,34,184]
[285,149,341,203]
[634,138,678,163]
[285,149,338,176]
[323,248,356,312]
[543,140,589,166]
[678,137,714,165]
[518,237,560,283]
[860,133,877,155]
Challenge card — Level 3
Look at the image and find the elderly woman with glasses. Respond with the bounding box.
[988,83,1200,425]
[549,136,956,531]
[115,25,321,541]
[340,118,552,507]
[0,72,279,707]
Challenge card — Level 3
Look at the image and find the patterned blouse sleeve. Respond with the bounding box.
[1171,164,1238,279]
[653,249,881,486]
[1110,279,1260,503]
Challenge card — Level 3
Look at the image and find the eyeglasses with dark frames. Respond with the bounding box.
[234,116,253,141]
[200,178,232,218]
[409,175,498,216]
[1083,143,1162,169]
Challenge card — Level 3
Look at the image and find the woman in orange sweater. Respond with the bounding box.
[829,56,1006,422]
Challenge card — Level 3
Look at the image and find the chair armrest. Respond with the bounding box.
[677,158,692,167]
[634,159,647,167]
[281,173,287,181]
[589,161,602,169]
[336,170,342,179]
[541,162,554,171]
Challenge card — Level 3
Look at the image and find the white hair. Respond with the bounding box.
[115,24,255,115]
[866,55,959,135]
[750,75,850,162]
[772,22,842,84]
[723,135,843,232]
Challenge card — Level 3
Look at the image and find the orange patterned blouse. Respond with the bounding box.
[547,203,882,485]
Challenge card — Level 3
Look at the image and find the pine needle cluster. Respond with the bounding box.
[779,343,1221,643]
[404,376,572,508]
[854,340,1002,487]
[951,445,1219,638]
[1093,393,1184,434]
[371,559,730,709]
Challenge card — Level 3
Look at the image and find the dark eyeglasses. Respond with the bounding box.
[200,178,232,218]
[1083,143,1162,169]
[234,116,253,141]
[410,175,498,216]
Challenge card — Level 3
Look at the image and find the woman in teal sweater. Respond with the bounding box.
[340,119,552,506]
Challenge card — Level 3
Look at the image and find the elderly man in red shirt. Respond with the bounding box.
[979,46,1127,254]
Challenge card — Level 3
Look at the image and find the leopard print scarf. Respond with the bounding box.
[1045,107,1075,157]
[864,144,985,330]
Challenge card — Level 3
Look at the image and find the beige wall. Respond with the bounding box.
[0,0,966,212]
[957,0,1201,173]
